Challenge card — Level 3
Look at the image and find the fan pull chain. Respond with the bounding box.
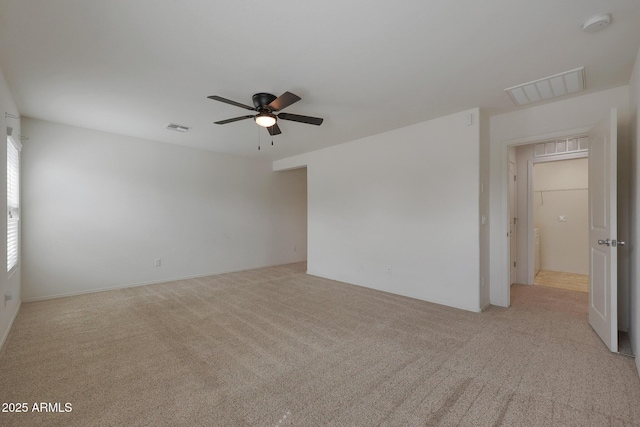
[258,124,261,150]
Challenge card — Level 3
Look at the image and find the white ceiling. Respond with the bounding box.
[1,0,639,160]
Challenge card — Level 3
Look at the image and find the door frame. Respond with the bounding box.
[509,160,517,285]
[498,126,592,307]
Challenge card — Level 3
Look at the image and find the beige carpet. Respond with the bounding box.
[1,263,639,426]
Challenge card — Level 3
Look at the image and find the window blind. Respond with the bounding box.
[7,137,20,272]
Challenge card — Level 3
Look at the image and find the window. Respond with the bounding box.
[7,136,20,272]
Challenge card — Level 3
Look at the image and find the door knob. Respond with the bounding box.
[598,239,611,246]
[613,240,625,247]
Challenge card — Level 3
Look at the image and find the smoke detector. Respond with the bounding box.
[582,13,611,33]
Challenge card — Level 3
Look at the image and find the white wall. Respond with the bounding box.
[21,118,307,300]
[489,86,631,329]
[276,109,481,312]
[0,67,21,350]
[533,158,589,275]
[629,44,640,375]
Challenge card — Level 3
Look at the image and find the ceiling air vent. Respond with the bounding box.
[165,123,191,133]
[505,67,585,106]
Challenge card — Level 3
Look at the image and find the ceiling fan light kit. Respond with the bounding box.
[208,91,323,140]
[254,112,276,128]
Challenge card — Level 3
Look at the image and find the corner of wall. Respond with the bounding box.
[0,300,20,352]
[305,109,482,312]
[273,151,312,171]
[479,108,491,308]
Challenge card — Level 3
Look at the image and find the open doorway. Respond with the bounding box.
[532,157,589,292]
[507,130,631,354]
[510,136,589,290]
[501,109,626,354]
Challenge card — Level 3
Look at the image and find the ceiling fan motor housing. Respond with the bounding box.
[253,93,277,109]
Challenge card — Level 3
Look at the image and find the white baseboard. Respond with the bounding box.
[306,269,483,313]
[23,261,305,302]
[0,300,21,352]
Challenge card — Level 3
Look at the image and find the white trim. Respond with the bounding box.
[306,269,483,313]
[502,127,592,147]
[22,262,300,302]
[509,159,517,285]
[527,159,534,285]
[533,151,588,163]
[0,300,21,352]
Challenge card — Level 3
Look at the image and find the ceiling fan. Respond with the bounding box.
[208,92,323,136]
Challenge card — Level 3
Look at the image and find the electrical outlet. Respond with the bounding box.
[386,266,393,274]
[154,259,161,267]
[481,215,487,225]
[4,293,12,307]
[559,215,567,222]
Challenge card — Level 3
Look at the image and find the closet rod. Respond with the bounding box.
[534,188,588,192]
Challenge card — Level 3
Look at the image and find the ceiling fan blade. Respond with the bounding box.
[214,115,255,125]
[208,95,255,111]
[267,123,282,136]
[277,112,323,126]
[268,92,301,111]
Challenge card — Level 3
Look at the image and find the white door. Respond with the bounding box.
[588,108,618,352]
[509,161,517,285]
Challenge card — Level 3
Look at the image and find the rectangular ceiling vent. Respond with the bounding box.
[505,67,585,106]
[165,123,191,133]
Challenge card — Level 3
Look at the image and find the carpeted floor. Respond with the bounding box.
[1,263,639,426]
